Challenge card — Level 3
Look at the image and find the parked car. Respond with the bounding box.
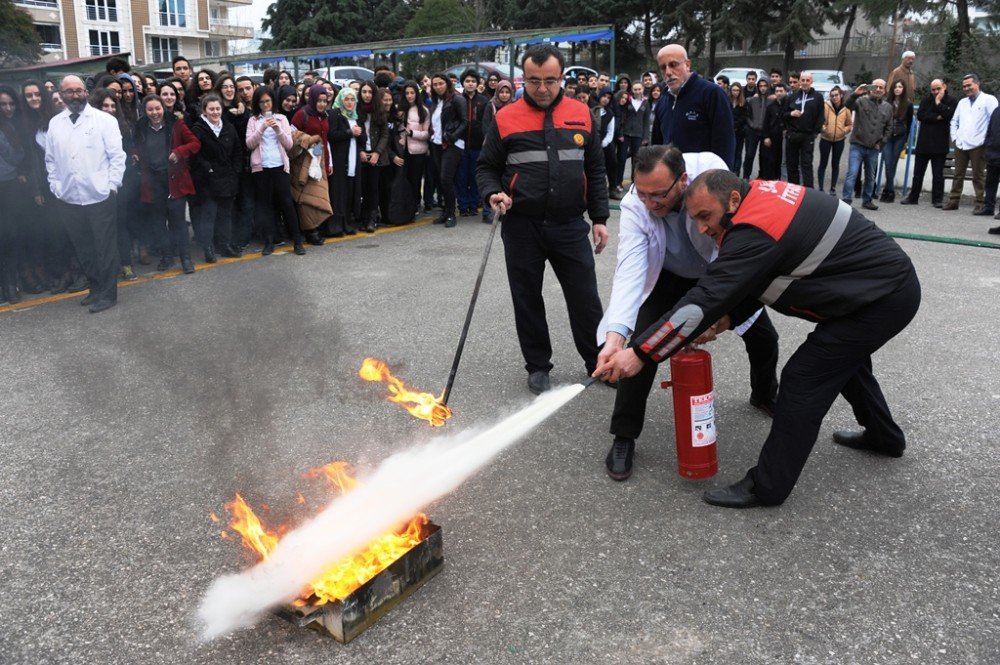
[323,65,375,88]
[713,67,768,86]
[445,62,524,88]
[807,69,847,98]
[564,65,598,82]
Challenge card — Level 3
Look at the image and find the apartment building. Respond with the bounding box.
[16,0,255,66]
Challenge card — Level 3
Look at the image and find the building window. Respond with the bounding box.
[85,0,117,22]
[35,24,62,50]
[204,41,222,57]
[88,29,121,56]
[159,0,186,27]
[150,37,179,64]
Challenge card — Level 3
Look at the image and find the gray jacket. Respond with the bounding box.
[845,93,891,148]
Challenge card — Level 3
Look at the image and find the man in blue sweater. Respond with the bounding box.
[650,44,735,167]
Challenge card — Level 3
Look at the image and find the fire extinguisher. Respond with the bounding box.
[661,347,718,479]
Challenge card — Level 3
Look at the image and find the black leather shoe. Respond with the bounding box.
[989,225,1000,235]
[261,241,274,256]
[444,216,457,228]
[49,276,69,294]
[204,246,217,263]
[80,292,96,306]
[703,472,761,508]
[157,255,175,271]
[219,244,242,258]
[181,257,195,274]
[832,430,903,457]
[306,232,325,246]
[432,215,447,225]
[527,371,550,395]
[899,197,918,205]
[293,241,306,255]
[67,276,88,293]
[88,299,116,314]
[749,395,776,418]
[605,437,634,481]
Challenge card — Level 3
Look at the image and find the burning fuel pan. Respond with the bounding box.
[273,521,443,643]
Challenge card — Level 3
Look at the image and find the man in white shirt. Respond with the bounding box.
[45,75,126,313]
[597,145,779,480]
[944,73,999,212]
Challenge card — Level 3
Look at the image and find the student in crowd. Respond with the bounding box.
[429,72,466,228]
[328,87,364,237]
[143,75,158,96]
[818,86,852,195]
[357,80,389,233]
[246,86,304,256]
[482,79,513,132]
[172,56,193,87]
[133,94,200,274]
[186,69,217,122]
[188,93,242,263]
[760,82,787,180]
[156,81,184,120]
[394,80,431,225]
[619,81,650,186]
[0,84,29,303]
[729,82,748,173]
[594,87,618,197]
[289,84,333,244]
[116,73,148,269]
[878,79,914,203]
[277,71,294,87]
[378,87,402,227]
[214,73,243,122]
[613,89,630,194]
[116,73,140,123]
[50,89,65,112]
[232,76,256,248]
[743,77,770,178]
[456,69,488,221]
[277,85,299,123]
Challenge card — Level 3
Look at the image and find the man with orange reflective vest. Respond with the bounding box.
[593,170,920,508]
[478,43,610,395]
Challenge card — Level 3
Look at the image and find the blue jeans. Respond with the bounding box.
[456,147,481,210]
[880,135,907,195]
[842,144,879,204]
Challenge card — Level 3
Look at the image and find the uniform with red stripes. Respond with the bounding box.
[477,74,609,383]
[632,178,921,505]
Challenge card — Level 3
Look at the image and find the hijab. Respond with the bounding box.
[333,87,358,121]
[305,84,327,117]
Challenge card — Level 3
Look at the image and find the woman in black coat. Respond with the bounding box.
[188,93,242,263]
[429,73,467,227]
[327,87,365,237]
[357,80,389,233]
[729,83,748,173]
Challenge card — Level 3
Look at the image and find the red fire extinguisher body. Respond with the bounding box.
[661,348,718,479]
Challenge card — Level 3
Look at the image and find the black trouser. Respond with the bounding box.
[359,162,381,224]
[191,194,234,252]
[610,270,780,442]
[233,171,256,245]
[0,178,24,289]
[817,139,845,192]
[732,132,745,173]
[254,167,301,242]
[984,162,1000,212]
[750,269,921,505]
[785,131,815,187]
[405,153,428,220]
[603,144,618,191]
[146,174,189,258]
[906,153,947,204]
[423,146,441,208]
[759,136,783,180]
[60,196,119,304]
[35,193,75,280]
[379,163,397,224]
[743,127,762,178]
[328,171,360,235]
[500,215,603,374]
[115,170,138,265]
[433,143,462,218]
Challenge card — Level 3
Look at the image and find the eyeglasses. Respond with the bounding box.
[62,89,87,96]
[525,78,561,89]
[635,170,683,205]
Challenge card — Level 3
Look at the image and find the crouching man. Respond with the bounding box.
[594,170,920,508]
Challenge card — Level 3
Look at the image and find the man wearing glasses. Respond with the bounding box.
[477,43,610,396]
[597,145,779,480]
[45,76,126,313]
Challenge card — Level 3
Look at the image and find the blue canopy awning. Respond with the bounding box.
[374,39,507,55]
[516,28,615,45]
[310,49,374,60]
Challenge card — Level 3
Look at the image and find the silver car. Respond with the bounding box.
[806,69,847,99]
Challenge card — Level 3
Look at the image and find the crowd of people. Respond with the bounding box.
[1,51,998,312]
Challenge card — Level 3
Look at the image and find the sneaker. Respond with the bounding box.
[972,206,994,216]
[527,370,550,395]
[605,437,635,481]
[121,265,138,281]
[861,201,879,211]
[444,216,457,228]
[941,200,959,211]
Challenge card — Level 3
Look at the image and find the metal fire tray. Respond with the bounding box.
[273,521,443,643]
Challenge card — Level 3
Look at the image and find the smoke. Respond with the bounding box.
[197,382,587,640]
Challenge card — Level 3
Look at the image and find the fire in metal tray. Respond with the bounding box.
[215,462,439,624]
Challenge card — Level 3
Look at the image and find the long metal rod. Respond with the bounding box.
[441,214,503,406]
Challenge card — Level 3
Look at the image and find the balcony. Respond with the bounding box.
[208,17,253,39]
[16,0,57,7]
[89,45,122,56]
[210,0,253,5]
[16,0,60,24]
[86,6,118,21]
[40,42,63,52]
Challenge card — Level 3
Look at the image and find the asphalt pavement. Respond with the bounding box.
[1,196,998,665]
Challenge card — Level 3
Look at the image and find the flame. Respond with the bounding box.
[358,357,453,427]
[219,463,427,605]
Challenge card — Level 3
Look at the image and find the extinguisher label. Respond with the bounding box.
[690,392,716,447]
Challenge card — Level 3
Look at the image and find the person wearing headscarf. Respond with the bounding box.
[290,84,333,243]
[276,85,299,124]
[327,87,364,236]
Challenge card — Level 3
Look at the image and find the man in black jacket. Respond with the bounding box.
[759,83,787,180]
[477,44,610,395]
[783,72,825,187]
[594,170,920,508]
[456,70,489,220]
[901,79,957,208]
